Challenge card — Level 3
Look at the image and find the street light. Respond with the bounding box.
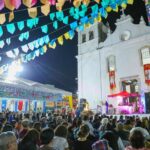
[6,62,23,81]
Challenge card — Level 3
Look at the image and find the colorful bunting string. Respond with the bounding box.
[0,0,135,74]
[0,0,134,48]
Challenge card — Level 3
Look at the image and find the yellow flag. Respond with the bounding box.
[57,36,63,45]
[73,0,81,7]
[82,0,90,6]
[9,11,14,22]
[4,0,15,10]
[40,0,49,4]
[48,42,56,49]
[56,3,63,11]
[0,14,6,24]
[127,0,134,4]
[58,0,65,6]
[28,7,37,18]
[94,0,100,3]
[41,4,50,16]
[23,0,32,7]
[68,96,73,109]
[84,23,90,28]
[97,13,102,22]
[106,7,112,12]
[56,0,65,11]
[121,3,127,9]
[64,32,70,40]
[43,45,47,53]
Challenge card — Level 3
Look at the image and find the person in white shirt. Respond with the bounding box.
[50,125,69,150]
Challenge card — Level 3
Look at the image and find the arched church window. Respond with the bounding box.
[82,34,86,43]
[89,31,94,40]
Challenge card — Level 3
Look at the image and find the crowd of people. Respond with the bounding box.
[0,110,150,150]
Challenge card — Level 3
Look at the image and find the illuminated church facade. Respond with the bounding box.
[77,15,150,113]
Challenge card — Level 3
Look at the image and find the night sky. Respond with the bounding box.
[0,0,148,93]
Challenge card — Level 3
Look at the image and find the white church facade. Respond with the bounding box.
[77,16,150,113]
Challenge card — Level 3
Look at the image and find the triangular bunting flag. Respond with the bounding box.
[106,6,112,12]
[69,7,74,16]
[6,50,15,58]
[53,21,58,29]
[0,26,3,37]
[22,45,29,53]
[11,0,21,9]
[23,0,33,7]
[43,35,50,44]
[9,11,14,22]
[63,16,69,24]
[94,0,100,3]
[13,48,19,57]
[49,0,56,5]
[50,13,55,21]
[43,45,47,53]
[0,14,6,24]
[40,0,49,4]
[35,49,40,57]
[6,23,16,34]
[0,40,4,48]
[28,42,34,50]
[17,21,25,31]
[64,32,70,40]
[41,4,50,16]
[28,7,37,18]
[56,11,64,21]
[57,36,63,45]
[0,0,4,10]
[70,21,78,30]
[6,38,11,45]
[127,0,134,4]
[4,0,14,10]
[82,0,90,6]
[73,0,81,7]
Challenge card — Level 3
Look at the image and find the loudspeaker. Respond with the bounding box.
[145,92,150,113]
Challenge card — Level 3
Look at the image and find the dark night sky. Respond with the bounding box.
[0,0,148,93]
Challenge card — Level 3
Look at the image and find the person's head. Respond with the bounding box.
[40,128,54,145]
[101,118,109,126]
[83,115,89,121]
[22,119,29,129]
[76,118,82,127]
[101,131,118,150]
[135,120,142,127]
[92,139,110,150]
[55,125,68,138]
[33,122,41,132]
[61,121,69,128]
[129,130,145,149]
[116,122,124,131]
[78,124,90,139]
[22,129,39,145]
[0,131,17,150]
[2,124,13,132]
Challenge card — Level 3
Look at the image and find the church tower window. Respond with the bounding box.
[89,31,94,40]
[82,34,86,43]
[98,23,108,43]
